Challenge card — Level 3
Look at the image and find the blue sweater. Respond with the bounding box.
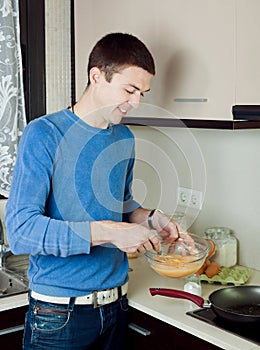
[5,109,139,296]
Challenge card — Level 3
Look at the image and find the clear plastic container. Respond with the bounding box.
[184,274,201,296]
[204,227,237,267]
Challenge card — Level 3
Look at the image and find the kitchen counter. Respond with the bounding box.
[127,256,260,350]
[0,257,259,349]
[0,292,28,312]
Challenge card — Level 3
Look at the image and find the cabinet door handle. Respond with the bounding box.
[0,325,24,336]
[128,322,151,336]
[174,98,208,102]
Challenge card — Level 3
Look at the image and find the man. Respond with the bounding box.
[5,33,186,349]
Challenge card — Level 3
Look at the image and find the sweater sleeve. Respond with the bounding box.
[122,137,141,222]
[5,119,91,257]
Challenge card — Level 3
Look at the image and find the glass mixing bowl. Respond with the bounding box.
[145,233,210,278]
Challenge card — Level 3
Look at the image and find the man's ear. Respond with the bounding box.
[89,67,102,85]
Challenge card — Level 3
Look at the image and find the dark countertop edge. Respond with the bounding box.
[121,117,260,130]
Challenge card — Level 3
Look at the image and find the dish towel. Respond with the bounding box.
[0,0,27,197]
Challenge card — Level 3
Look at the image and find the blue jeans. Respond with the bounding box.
[23,293,129,349]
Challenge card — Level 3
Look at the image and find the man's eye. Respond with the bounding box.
[126,89,144,97]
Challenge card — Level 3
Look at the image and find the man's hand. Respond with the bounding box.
[150,210,183,244]
[90,221,160,254]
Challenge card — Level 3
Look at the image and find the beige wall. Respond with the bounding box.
[190,129,260,270]
[130,126,260,270]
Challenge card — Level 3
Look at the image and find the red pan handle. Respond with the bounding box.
[149,288,204,307]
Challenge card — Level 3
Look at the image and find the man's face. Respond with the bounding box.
[93,66,153,126]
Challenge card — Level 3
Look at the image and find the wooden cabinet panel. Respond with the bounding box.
[151,0,235,120]
[0,305,27,349]
[126,307,222,350]
[75,0,260,121]
[0,331,24,348]
[236,0,260,105]
[74,0,235,120]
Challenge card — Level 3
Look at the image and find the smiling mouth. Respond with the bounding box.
[118,104,133,116]
[118,106,128,115]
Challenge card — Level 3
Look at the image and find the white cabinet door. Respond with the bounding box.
[235,0,260,105]
[74,0,235,120]
[153,0,235,120]
[74,0,158,100]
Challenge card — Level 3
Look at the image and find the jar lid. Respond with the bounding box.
[204,227,231,239]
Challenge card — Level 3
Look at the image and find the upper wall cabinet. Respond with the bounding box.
[235,0,260,105]
[74,0,258,122]
[149,0,235,120]
[74,0,162,99]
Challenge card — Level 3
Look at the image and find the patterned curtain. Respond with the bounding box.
[0,0,26,197]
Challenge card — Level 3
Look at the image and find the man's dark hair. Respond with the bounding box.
[87,32,155,86]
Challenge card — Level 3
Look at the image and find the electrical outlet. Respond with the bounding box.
[190,189,203,209]
[177,187,191,206]
[177,187,202,209]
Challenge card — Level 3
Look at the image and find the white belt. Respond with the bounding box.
[31,282,128,308]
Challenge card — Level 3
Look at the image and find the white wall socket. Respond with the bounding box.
[177,187,202,210]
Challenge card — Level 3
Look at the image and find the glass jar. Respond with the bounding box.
[184,274,201,296]
[204,227,237,267]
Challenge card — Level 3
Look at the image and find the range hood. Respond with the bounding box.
[232,105,260,121]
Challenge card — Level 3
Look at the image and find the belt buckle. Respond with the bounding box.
[93,288,117,308]
[93,290,110,308]
[93,291,99,308]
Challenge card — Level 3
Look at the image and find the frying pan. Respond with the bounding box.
[150,285,260,324]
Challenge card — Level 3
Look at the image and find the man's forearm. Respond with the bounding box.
[90,219,159,253]
[128,207,153,228]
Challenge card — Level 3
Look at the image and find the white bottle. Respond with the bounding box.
[204,227,237,267]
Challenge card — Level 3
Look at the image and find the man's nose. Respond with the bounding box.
[128,93,141,109]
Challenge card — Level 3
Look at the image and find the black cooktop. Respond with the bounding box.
[186,308,260,346]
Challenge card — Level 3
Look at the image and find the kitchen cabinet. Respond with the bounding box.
[126,307,222,350]
[74,0,260,124]
[235,0,260,105]
[0,305,27,348]
[150,0,235,121]
[74,0,235,121]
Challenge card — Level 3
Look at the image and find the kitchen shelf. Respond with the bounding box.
[122,117,260,130]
